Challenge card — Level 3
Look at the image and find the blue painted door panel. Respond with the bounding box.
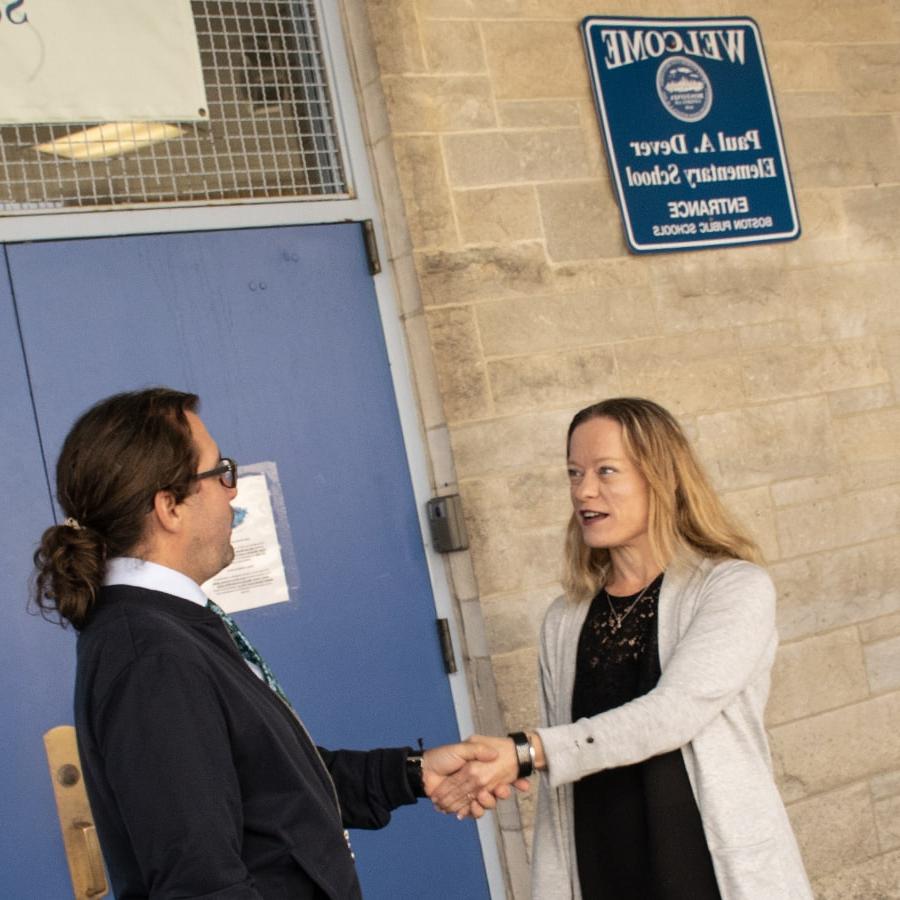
[3,225,489,898]
[0,249,77,898]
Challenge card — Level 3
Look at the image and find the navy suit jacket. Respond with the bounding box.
[75,585,416,899]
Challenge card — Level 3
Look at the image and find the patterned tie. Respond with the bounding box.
[206,599,292,708]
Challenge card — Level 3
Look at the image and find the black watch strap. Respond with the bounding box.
[508,731,535,779]
[405,750,427,798]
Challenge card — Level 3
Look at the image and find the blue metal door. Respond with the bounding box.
[0,247,81,896]
[1,225,489,898]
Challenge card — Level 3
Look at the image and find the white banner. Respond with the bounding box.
[0,1,208,124]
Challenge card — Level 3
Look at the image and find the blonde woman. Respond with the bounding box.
[432,398,812,900]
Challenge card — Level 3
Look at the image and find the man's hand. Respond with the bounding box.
[421,741,498,797]
[428,734,530,819]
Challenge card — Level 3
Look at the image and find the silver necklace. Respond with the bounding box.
[604,579,655,633]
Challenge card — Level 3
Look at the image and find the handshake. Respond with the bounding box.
[421,733,542,820]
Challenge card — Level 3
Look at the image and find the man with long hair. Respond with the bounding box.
[34,387,507,899]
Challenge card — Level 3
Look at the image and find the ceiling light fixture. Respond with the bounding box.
[33,122,184,161]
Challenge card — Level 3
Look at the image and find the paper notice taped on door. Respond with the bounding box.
[203,472,290,613]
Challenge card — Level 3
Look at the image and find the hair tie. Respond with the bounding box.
[63,517,82,531]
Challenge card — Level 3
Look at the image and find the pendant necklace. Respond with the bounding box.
[605,579,655,633]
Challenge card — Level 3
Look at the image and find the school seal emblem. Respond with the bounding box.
[656,56,713,122]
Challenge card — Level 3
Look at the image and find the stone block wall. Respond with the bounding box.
[341,1,900,896]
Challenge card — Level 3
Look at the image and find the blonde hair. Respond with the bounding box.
[562,398,762,602]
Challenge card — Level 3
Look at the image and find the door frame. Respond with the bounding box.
[0,2,506,895]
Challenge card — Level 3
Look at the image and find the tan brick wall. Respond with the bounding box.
[342,1,900,896]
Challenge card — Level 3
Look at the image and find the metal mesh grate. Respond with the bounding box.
[0,1,348,214]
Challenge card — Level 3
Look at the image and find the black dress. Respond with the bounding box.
[571,574,721,900]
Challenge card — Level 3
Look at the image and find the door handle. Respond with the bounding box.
[43,725,109,899]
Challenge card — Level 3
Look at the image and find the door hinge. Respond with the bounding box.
[361,220,381,275]
[436,618,458,674]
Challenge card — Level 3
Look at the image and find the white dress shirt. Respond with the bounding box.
[104,556,207,605]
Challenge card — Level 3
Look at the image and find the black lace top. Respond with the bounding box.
[571,573,663,722]
[571,573,722,899]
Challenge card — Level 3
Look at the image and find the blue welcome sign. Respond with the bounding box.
[582,16,800,253]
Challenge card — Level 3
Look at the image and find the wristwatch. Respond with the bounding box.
[508,731,535,779]
[405,749,427,797]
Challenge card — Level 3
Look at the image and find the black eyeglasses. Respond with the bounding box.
[193,457,238,490]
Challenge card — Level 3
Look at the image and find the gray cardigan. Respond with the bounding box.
[532,555,813,900]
